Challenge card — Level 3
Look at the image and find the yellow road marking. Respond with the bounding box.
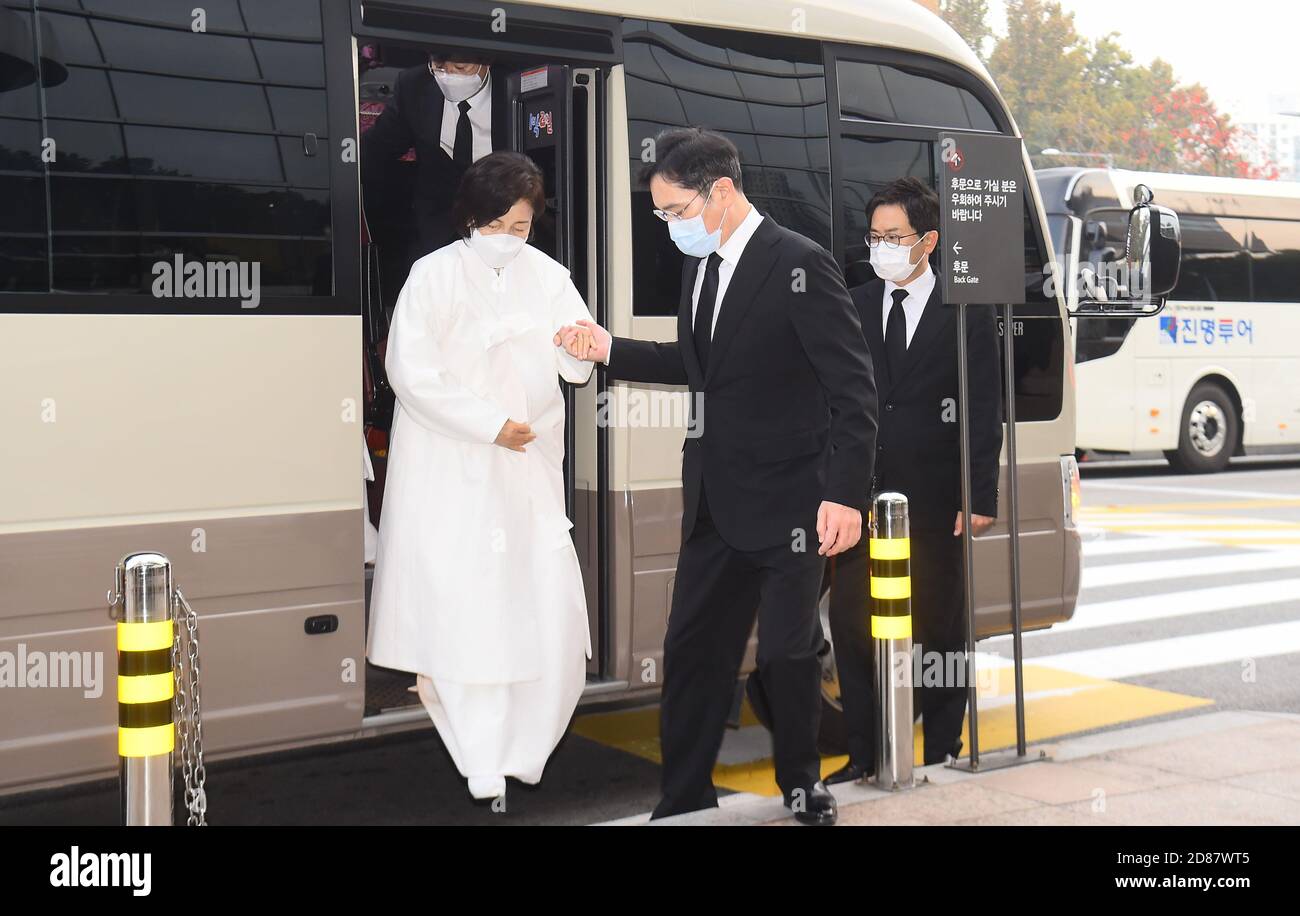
[1095,523,1299,531]
[1081,499,1300,513]
[1207,537,1300,546]
[571,666,1211,797]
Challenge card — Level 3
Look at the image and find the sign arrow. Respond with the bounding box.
[952,241,963,256]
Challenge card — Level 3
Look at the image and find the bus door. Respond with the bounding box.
[505,64,605,676]
[348,0,619,684]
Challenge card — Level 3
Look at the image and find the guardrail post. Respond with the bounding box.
[871,492,914,791]
[111,552,175,826]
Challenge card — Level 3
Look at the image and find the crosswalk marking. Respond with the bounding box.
[1013,620,1300,680]
[989,577,1300,637]
[1081,481,1300,502]
[1081,535,1217,556]
[1081,548,1300,588]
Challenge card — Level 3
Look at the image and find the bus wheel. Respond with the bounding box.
[1166,382,1236,474]
[743,573,848,756]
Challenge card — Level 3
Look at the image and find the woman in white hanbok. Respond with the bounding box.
[367,152,595,802]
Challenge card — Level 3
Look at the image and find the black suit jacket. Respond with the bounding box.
[608,214,878,552]
[361,67,510,255]
[849,275,1003,531]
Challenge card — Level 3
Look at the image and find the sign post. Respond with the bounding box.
[935,131,1042,771]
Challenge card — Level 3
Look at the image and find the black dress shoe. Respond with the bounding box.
[784,780,837,826]
[824,760,874,785]
[923,738,964,766]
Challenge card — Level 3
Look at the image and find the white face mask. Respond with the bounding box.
[468,228,526,270]
[433,67,487,103]
[869,233,929,283]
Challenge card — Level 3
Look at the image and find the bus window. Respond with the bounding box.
[1171,215,1251,303]
[0,5,47,292]
[839,136,933,287]
[833,131,1062,422]
[835,59,998,132]
[1248,218,1300,302]
[622,19,831,317]
[1068,170,1122,213]
[10,2,333,299]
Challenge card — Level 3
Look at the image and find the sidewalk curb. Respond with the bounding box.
[592,709,1299,826]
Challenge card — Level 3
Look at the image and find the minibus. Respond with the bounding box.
[1,0,1098,794]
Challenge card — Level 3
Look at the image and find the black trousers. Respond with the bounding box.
[650,487,826,819]
[826,525,968,768]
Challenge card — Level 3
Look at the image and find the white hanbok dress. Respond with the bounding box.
[367,237,594,799]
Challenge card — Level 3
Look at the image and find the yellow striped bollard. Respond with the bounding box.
[870,492,914,790]
[111,552,175,826]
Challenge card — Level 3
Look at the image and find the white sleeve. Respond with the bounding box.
[549,268,597,385]
[385,263,510,444]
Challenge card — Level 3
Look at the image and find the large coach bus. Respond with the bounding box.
[1039,166,1300,472]
[1,0,1131,795]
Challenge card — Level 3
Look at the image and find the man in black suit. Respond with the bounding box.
[557,128,877,824]
[361,53,510,266]
[824,177,1002,782]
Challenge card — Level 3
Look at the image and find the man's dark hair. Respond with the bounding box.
[865,176,939,237]
[450,151,546,237]
[638,127,743,194]
[430,50,492,66]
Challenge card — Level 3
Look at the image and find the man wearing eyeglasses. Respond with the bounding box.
[361,52,508,266]
[823,176,1003,784]
[554,128,877,825]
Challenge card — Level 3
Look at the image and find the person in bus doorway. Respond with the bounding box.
[367,151,597,804]
[824,177,1002,783]
[361,51,508,275]
[554,128,877,825]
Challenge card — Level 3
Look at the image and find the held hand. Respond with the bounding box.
[954,512,996,537]
[816,500,863,557]
[555,325,594,359]
[553,319,613,363]
[494,419,536,452]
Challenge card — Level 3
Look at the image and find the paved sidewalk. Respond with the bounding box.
[596,710,1300,826]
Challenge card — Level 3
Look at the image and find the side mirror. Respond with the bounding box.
[1126,183,1182,301]
[1072,183,1181,317]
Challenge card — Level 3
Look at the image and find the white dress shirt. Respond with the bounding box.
[603,204,764,365]
[690,203,764,338]
[882,261,936,348]
[438,74,493,163]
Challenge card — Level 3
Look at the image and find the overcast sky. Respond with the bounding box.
[982,0,1298,119]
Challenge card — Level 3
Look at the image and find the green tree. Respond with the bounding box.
[986,0,1096,162]
[938,0,993,63]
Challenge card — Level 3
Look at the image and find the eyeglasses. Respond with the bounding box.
[651,182,716,223]
[429,61,486,77]
[866,231,924,250]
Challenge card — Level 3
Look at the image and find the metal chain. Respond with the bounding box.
[172,588,208,825]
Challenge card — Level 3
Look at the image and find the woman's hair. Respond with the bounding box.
[449,151,547,237]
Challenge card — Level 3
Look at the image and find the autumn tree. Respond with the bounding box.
[932,0,1277,178]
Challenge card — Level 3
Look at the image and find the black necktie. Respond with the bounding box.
[693,253,723,373]
[885,288,909,384]
[453,99,472,168]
